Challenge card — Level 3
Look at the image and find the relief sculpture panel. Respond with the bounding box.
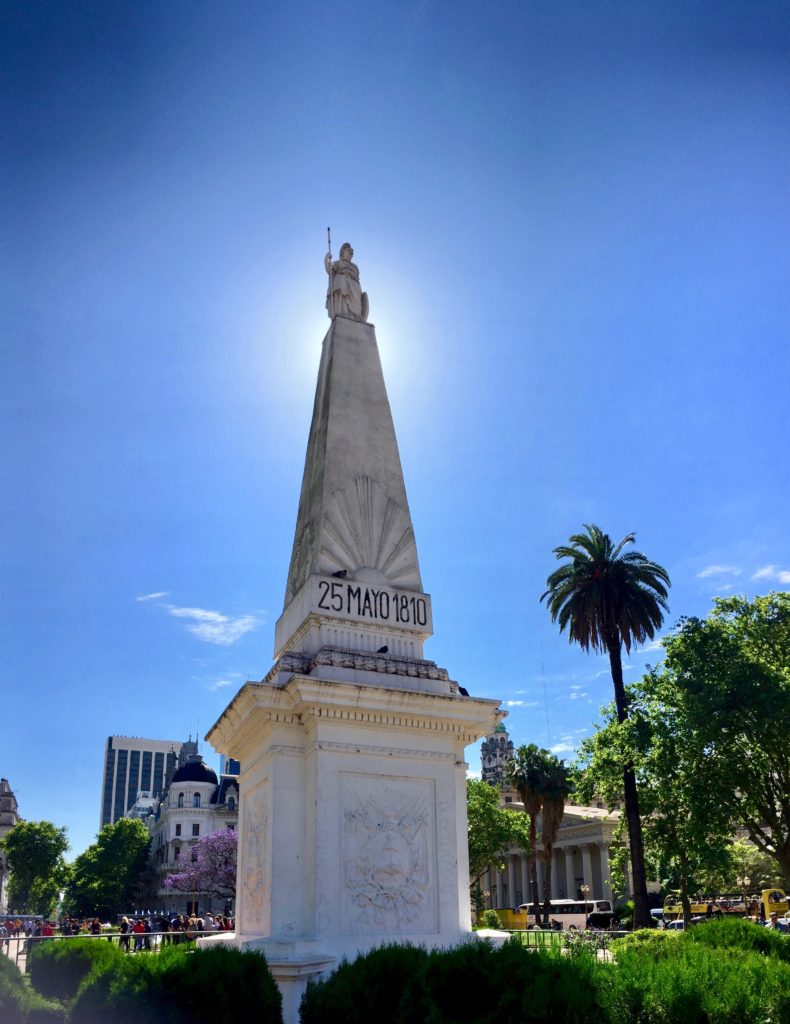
[341,773,437,935]
[239,781,269,935]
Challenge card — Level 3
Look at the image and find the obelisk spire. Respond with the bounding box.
[275,245,431,665]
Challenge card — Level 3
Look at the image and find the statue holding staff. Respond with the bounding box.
[325,239,369,322]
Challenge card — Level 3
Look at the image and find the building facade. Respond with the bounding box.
[147,750,239,917]
[477,725,629,908]
[100,735,183,828]
[0,778,21,913]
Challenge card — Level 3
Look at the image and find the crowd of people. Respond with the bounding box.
[0,912,235,953]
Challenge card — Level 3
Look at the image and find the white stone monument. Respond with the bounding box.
[202,246,502,1022]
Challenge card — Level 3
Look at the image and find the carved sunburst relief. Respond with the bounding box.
[320,476,421,588]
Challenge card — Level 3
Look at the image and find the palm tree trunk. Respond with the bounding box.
[608,637,652,930]
[529,816,541,925]
[542,849,552,922]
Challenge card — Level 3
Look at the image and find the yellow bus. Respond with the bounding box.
[663,889,789,921]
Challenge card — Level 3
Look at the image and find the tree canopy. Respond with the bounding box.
[64,817,151,919]
[466,779,530,891]
[164,827,237,899]
[578,592,790,914]
[660,592,790,887]
[1,820,70,916]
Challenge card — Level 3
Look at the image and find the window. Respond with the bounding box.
[174,845,181,861]
[191,848,198,862]
[227,797,236,811]
[193,793,201,808]
[175,824,181,837]
[192,823,200,837]
[177,792,184,808]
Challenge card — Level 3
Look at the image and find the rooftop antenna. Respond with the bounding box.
[540,640,551,748]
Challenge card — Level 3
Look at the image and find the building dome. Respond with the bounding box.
[171,758,218,786]
[494,722,508,734]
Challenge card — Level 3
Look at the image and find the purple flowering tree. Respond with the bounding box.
[163,827,237,899]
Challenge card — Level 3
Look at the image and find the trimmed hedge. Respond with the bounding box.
[0,952,65,1023]
[28,938,124,1002]
[301,939,606,1024]
[68,943,282,1024]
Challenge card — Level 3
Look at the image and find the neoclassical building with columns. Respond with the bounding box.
[478,724,629,910]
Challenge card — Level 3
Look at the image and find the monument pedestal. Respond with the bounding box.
[205,670,500,1021]
[202,262,503,1021]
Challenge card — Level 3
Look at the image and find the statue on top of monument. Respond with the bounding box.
[325,241,369,322]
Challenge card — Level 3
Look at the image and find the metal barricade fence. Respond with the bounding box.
[1,930,213,972]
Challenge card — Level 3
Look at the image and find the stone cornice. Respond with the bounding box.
[206,675,502,760]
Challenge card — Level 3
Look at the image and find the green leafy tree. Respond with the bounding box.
[657,593,790,888]
[542,524,670,929]
[503,744,547,922]
[64,817,151,919]
[466,779,530,911]
[577,672,733,923]
[697,838,784,895]
[1,820,70,916]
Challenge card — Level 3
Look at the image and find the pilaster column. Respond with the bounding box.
[564,848,576,898]
[582,845,594,894]
[600,845,612,901]
[550,850,561,899]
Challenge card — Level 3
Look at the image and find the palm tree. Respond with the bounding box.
[504,743,548,924]
[539,755,573,920]
[541,524,670,930]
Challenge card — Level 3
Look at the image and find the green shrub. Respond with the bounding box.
[0,952,26,1024]
[684,915,790,961]
[478,909,502,929]
[68,943,281,1024]
[605,940,790,1023]
[28,938,124,1002]
[0,952,65,1023]
[300,940,607,1024]
[300,944,430,1024]
[610,928,678,957]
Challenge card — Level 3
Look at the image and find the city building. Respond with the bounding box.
[0,778,20,914]
[100,735,183,828]
[477,724,628,907]
[146,745,239,917]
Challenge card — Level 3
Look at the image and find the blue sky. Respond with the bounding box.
[2,0,789,859]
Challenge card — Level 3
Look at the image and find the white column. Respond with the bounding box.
[565,848,576,898]
[551,850,561,900]
[520,855,529,906]
[600,845,612,901]
[495,865,504,908]
[582,845,594,894]
[536,852,544,902]
[507,856,516,910]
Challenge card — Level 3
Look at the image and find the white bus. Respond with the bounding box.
[517,898,614,930]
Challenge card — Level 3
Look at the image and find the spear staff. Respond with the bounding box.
[326,226,334,319]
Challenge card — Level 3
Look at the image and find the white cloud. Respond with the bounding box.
[505,699,539,707]
[696,565,740,579]
[167,605,260,646]
[466,769,482,781]
[752,565,790,584]
[550,742,575,754]
[569,685,583,691]
[136,591,170,602]
[209,678,234,691]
